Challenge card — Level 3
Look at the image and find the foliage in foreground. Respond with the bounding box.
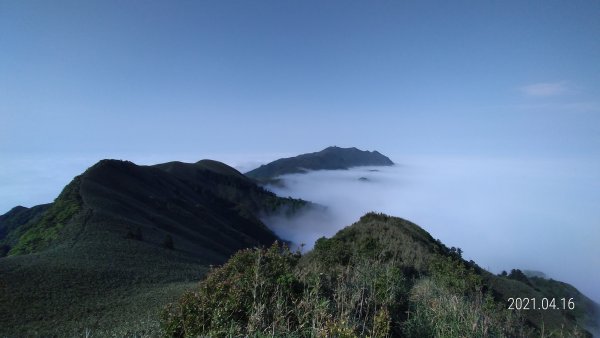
[162,242,524,337]
[162,213,592,337]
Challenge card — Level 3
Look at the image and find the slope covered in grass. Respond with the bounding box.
[164,213,595,337]
[0,158,308,336]
[0,203,51,256]
[8,177,82,255]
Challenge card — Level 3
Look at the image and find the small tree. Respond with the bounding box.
[163,234,174,250]
[508,269,531,286]
[0,244,10,257]
[125,226,143,241]
[135,226,143,241]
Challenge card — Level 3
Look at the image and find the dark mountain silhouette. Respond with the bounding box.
[0,158,307,335]
[245,146,394,181]
[2,159,307,259]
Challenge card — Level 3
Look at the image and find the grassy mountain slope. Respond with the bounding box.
[0,159,307,336]
[0,203,51,256]
[78,159,280,259]
[245,146,394,181]
[154,159,307,217]
[488,274,600,335]
[8,177,82,255]
[164,213,595,337]
[530,277,600,334]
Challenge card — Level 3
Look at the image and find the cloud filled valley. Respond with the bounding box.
[262,156,600,304]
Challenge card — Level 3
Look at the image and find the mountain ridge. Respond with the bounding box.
[0,157,309,335]
[245,146,394,181]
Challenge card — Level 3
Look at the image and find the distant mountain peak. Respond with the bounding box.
[245,146,394,181]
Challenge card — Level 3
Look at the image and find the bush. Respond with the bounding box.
[0,244,10,257]
[161,242,410,337]
[403,279,530,337]
[126,227,143,241]
[162,235,174,250]
[161,243,302,337]
[429,255,482,295]
[161,213,586,337]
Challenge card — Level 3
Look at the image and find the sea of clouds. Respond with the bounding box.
[262,156,600,305]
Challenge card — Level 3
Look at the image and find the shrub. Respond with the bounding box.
[403,279,530,337]
[161,243,302,337]
[161,213,581,337]
[126,227,143,241]
[429,255,482,295]
[162,234,174,250]
[0,244,10,257]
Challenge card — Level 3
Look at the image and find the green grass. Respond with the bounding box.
[0,158,316,338]
[1,158,319,336]
[9,177,82,255]
[162,213,593,338]
[0,204,51,257]
[0,237,208,337]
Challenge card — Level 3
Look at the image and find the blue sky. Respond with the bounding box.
[1,0,600,211]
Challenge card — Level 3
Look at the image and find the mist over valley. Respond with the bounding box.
[262,156,600,304]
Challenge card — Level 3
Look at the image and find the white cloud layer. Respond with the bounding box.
[262,157,600,304]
